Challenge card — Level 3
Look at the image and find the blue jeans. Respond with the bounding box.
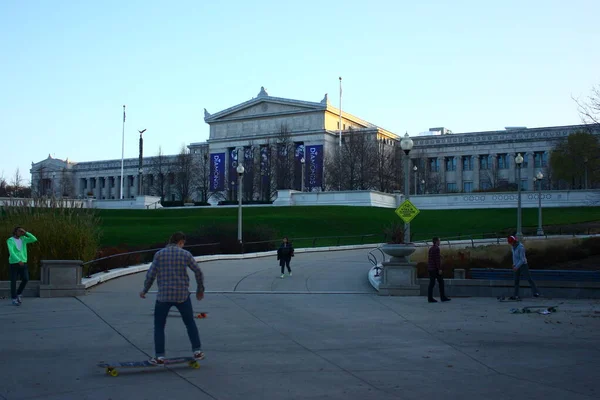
[514,263,539,297]
[154,296,201,357]
[10,263,29,299]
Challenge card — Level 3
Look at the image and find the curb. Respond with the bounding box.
[82,243,380,289]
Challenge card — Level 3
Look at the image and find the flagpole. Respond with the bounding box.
[120,105,125,200]
[338,76,342,191]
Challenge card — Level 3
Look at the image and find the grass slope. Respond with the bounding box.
[97,206,600,247]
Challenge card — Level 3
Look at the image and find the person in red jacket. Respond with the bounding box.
[427,237,450,303]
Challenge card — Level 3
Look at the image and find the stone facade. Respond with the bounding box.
[29,87,600,200]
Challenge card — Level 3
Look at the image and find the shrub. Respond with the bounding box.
[0,198,101,280]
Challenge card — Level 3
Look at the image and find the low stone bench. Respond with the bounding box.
[39,260,86,297]
[470,268,600,282]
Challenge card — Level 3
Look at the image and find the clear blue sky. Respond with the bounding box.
[1,0,598,185]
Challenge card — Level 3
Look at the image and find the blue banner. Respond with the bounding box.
[209,153,225,191]
[306,144,323,190]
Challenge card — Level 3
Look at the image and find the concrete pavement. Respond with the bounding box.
[1,248,600,400]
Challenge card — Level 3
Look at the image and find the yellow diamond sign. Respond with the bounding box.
[395,199,420,224]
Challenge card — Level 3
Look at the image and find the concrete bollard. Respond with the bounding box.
[39,260,86,298]
[454,269,466,279]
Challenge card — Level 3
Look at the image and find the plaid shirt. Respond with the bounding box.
[428,244,442,271]
[142,244,204,303]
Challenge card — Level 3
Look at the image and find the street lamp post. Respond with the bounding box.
[400,132,414,242]
[237,164,245,244]
[535,171,544,236]
[413,165,418,195]
[301,157,305,192]
[421,179,425,195]
[515,153,524,239]
[138,129,146,196]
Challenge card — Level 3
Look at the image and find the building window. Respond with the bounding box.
[534,151,547,168]
[479,155,491,170]
[480,180,492,190]
[445,157,456,171]
[498,154,508,169]
[463,181,473,192]
[520,180,528,190]
[428,158,439,172]
[462,156,473,171]
[446,182,457,192]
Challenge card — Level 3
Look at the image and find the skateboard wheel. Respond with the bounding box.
[193,361,200,369]
[109,369,119,377]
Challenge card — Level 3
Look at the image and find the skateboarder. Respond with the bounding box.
[507,235,540,300]
[140,231,205,365]
[6,227,38,306]
[427,237,450,303]
[277,236,294,278]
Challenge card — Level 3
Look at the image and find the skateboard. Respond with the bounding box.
[152,310,209,319]
[497,296,521,302]
[510,305,558,314]
[98,356,200,377]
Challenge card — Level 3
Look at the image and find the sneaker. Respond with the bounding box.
[17,295,22,304]
[509,296,521,301]
[428,298,438,303]
[534,293,541,298]
[441,297,451,302]
[193,351,205,360]
[280,274,285,279]
[288,272,292,277]
[149,356,165,365]
[12,299,20,306]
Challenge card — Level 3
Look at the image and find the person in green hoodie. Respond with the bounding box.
[6,226,38,306]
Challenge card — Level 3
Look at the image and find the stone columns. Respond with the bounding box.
[510,152,518,184]
[527,153,535,184]
[96,177,101,199]
[438,156,446,191]
[133,175,139,197]
[456,155,463,191]
[473,155,480,190]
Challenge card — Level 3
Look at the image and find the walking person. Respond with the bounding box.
[507,235,540,300]
[6,227,38,306]
[140,231,205,364]
[427,237,450,303]
[277,237,294,278]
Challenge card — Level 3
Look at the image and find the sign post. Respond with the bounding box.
[395,199,420,241]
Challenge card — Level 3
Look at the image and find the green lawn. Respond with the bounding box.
[97,206,600,248]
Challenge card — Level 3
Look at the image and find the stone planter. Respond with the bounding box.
[379,243,419,296]
[381,243,416,262]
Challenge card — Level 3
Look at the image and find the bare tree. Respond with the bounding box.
[573,84,600,125]
[148,147,170,202]
[373,139,399,193]
[479,156,500,191]
[273,124,295,191]
[174,145,196,202]
[0,172,8,197]
[194,149,211,203]
[60,168,75,197]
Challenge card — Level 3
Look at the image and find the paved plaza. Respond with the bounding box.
[1,248,599,400]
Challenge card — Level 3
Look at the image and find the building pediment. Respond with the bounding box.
[204,87,327,123]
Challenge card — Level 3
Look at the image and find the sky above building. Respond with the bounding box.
[1,0,598,184]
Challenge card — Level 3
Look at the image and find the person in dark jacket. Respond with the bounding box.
[427,237,450,303]
[277,237,294,278]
